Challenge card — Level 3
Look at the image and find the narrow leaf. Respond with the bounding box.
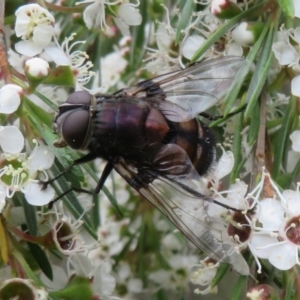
[278,0,295,17]
[244,21,277,119]
[175,0,195,44]
[0,217,8,263]
[272,96,297,180]
[27,242,53,280]
[22,198,38,236]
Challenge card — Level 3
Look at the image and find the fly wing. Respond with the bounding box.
[113,144,233,262]
[117,56,245,122]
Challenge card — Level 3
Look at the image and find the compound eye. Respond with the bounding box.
[66,91,91,105]
[61,109,90,149]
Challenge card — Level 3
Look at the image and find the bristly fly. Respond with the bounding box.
[43,56,247,263]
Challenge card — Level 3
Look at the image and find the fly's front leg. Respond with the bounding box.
[47,160,114,209]
[40,152,98,191]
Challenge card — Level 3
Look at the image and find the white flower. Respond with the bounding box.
[232,22,255,47]
[191,261,218,295]
[127,278,143,294]
[272,27,300,67]
[25,57,50,78]
[145,23,178,74]
[0,84,22,114]
[181,35,206,60]
[291,75,300,97]
[210,148,234,183]
[247,171,300,271]
[78,0,142,36]
[294,0,300,18]
[14,4,55,56]
[68,254,117,299]
[225,41,243,56]
[0,138,55,208]
[272,41,299,66]
[290,130,300,152]
[98,50,128,91]
[211,0,228,15]
[113,3,142,36]
[44,34,95,86]
[162,233,183,251]
[80,0,107,30]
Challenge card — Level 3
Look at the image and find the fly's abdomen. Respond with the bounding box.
[175,120,215,176]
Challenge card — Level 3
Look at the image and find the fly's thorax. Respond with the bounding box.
[53,91,97,150]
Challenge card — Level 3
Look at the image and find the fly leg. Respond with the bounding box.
[41,152,98,190]
[199,104,246,121]
[47,160,114,209]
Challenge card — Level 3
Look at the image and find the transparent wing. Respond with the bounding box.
[117,56,245,122]
[114,160,233,262]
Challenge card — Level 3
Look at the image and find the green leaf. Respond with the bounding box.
[51,161,97,239]
[12,249,42,285]
[24,97,53,128]
[33,91,58,112]
[272,96,297,180]
[247,100,260,146]
[223,19,270,116]
[42,66,75,87]
[22,198,37,236]
[278,0,295,17]
[244,21,277,119]
[50,276,93,300]
[231,274,247,300]
[175,0,195,45]
[211,263,230,288]
[27,242,53,281]
[82,163,123,218]
[230,107,244,182]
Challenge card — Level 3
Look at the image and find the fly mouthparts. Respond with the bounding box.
[53,138,68,148]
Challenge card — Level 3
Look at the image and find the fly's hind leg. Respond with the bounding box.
[199,104,246,121]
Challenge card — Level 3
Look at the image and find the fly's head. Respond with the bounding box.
[53,91,96,150]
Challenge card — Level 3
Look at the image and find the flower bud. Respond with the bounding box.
[232,22,264,47]
[25,58,50,90]
[25,58,50,78]
[211,0,242,19]
[247,284,280,300]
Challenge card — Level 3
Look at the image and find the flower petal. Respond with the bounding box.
[15,40,44,57]
[24,182,55,206]
[291,76,300,97]
[257,198,284,230]
[0,84,22,114]
[268,243,296,270]
[0,185,6,213]
[0,126,24,154]
[28,145,55,171]
[114,17,130,36]
[118,4,142,26]
[44,44,69,66]
[181,35,206,60]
